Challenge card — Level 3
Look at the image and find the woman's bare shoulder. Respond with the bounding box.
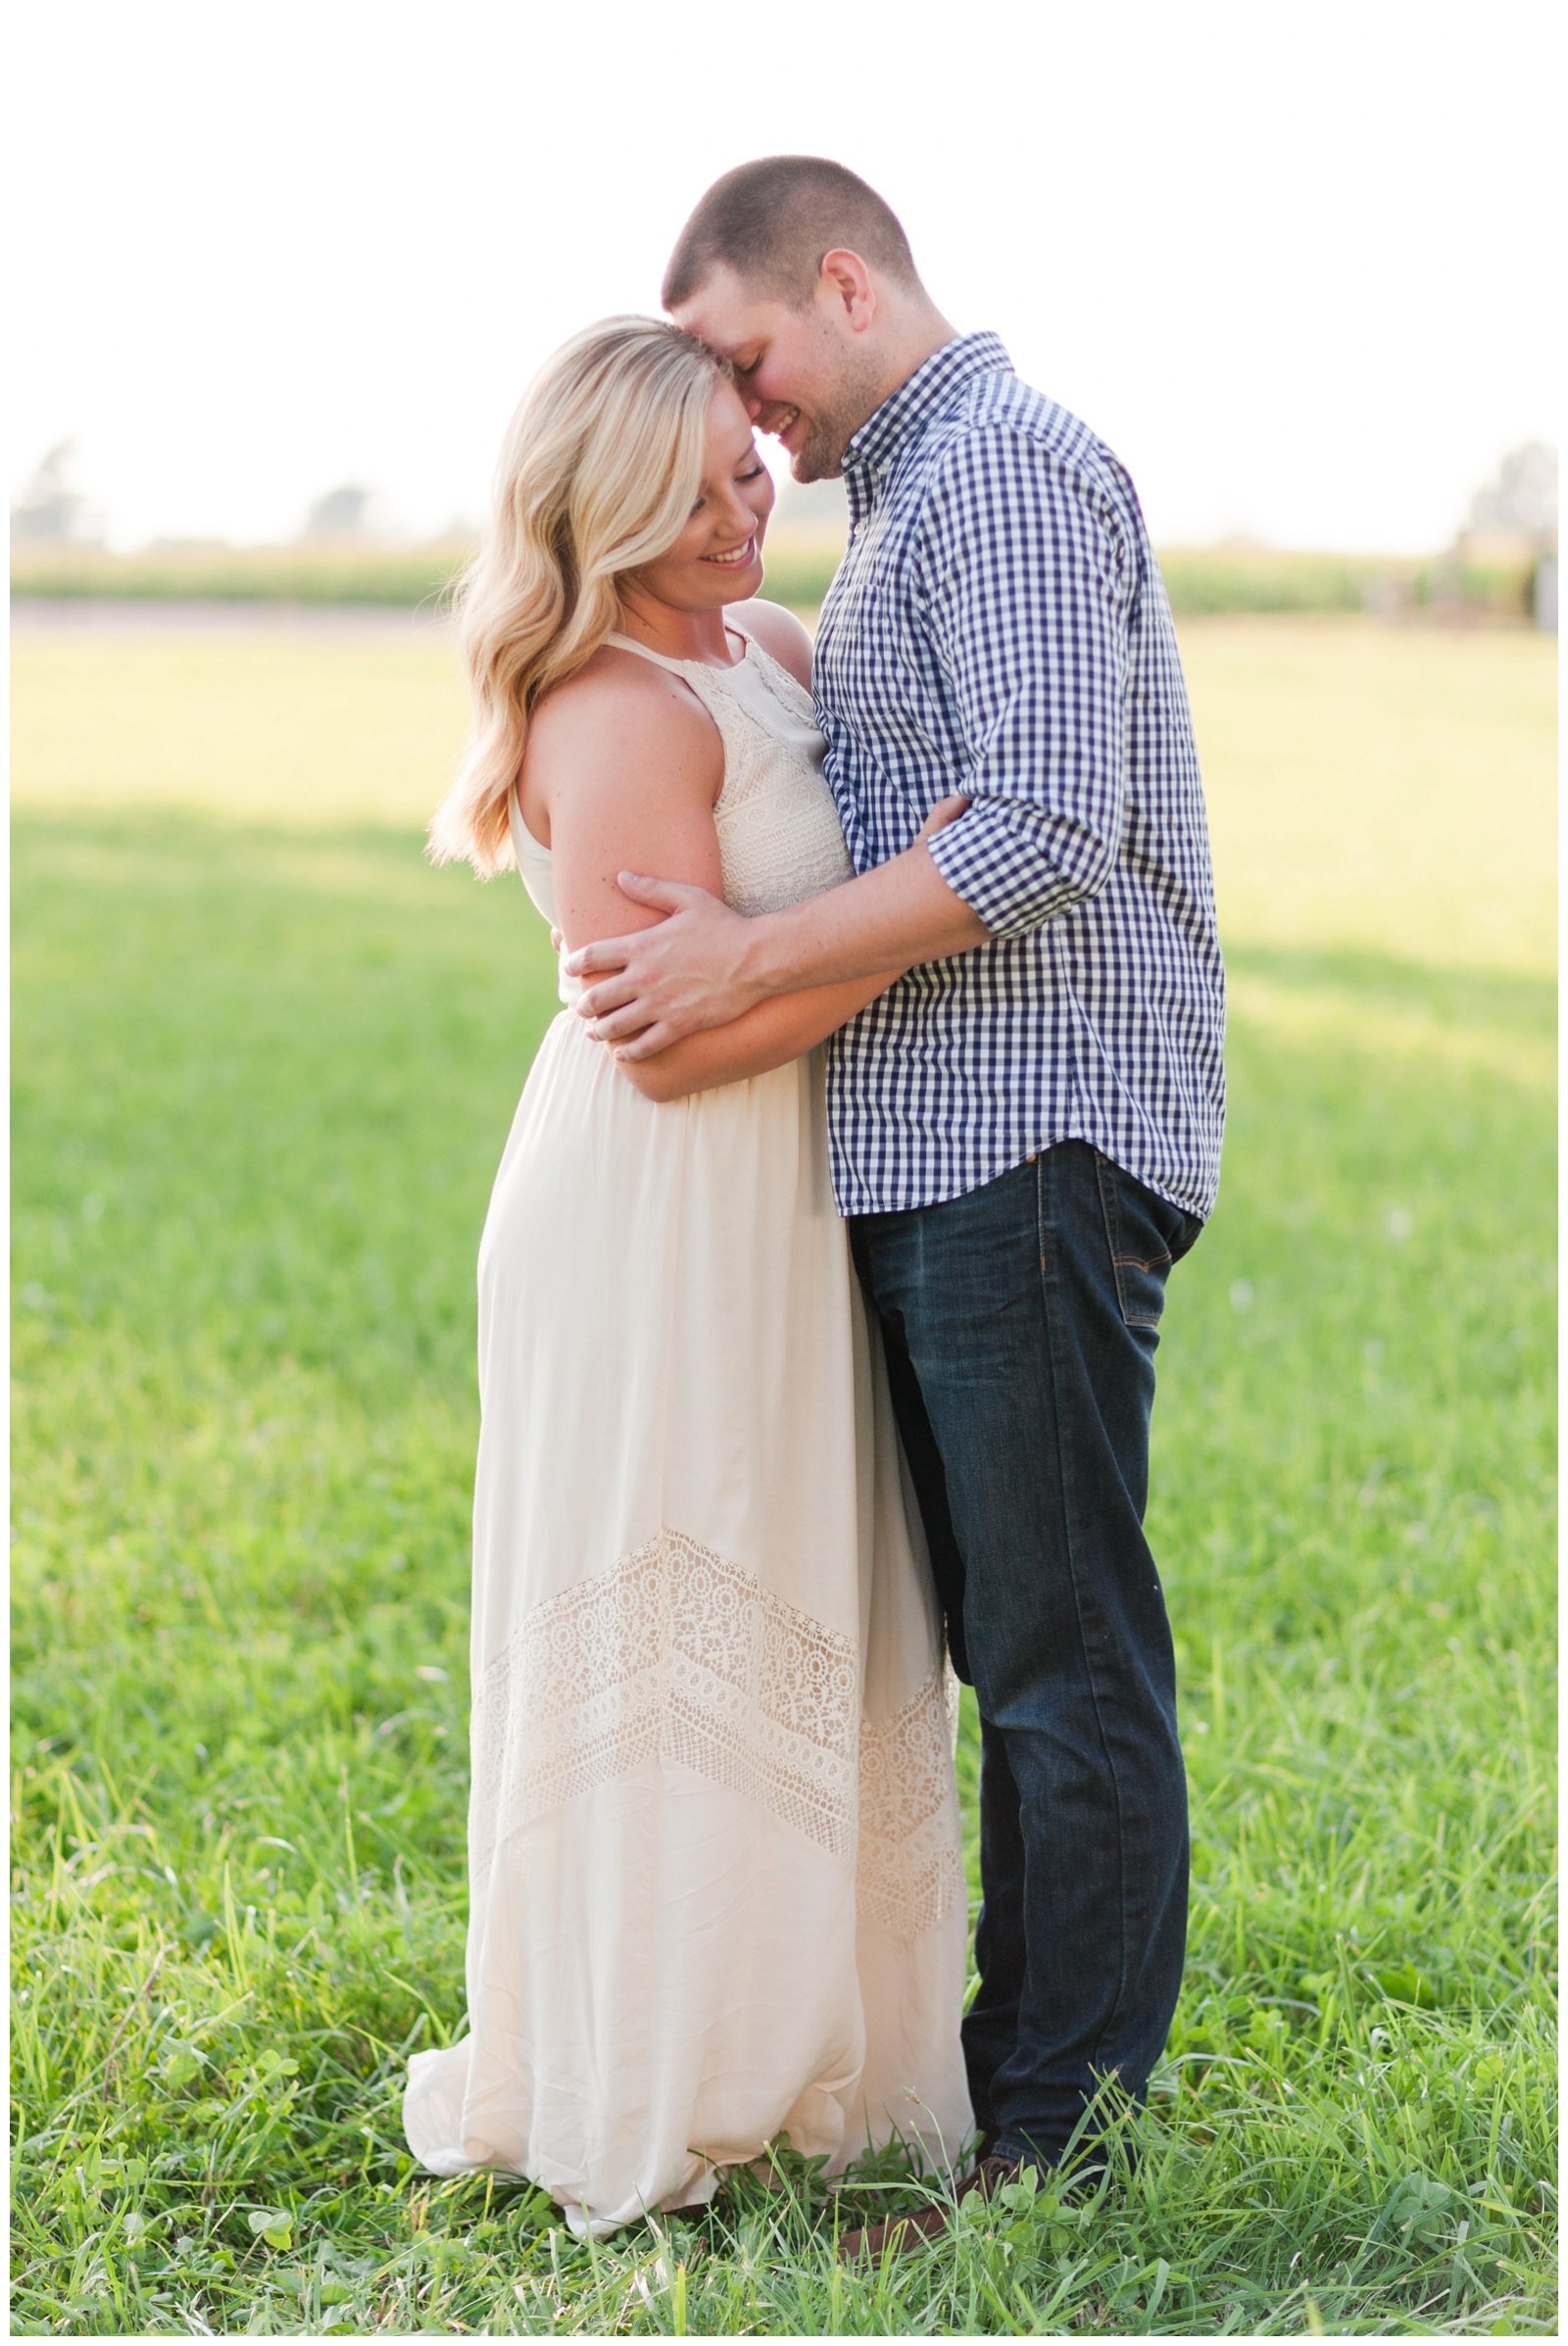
[529,647,717,761]
[522,645,723,809]
[735,598,814,690]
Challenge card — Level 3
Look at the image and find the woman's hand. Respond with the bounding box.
[917,793,971,840]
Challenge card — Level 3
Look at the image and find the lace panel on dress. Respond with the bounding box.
[469,1527,963,1941]
[857,1671,968,1941]
[471,1529,858,1872]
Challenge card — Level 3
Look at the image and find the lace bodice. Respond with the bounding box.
[510,615,853,1002]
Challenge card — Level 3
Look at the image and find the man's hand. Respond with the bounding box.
[564,796,973,1060]
[564,875,765,1055]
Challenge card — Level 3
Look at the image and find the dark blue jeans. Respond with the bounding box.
[849,1141,1202,2170]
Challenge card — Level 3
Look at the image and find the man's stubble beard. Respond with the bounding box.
[789,426,848,485]
[788,344,888,485]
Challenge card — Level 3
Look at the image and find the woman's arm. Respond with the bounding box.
[733,597,814,688]
[534,642,966,1106]
[528,652,727,947]
[609,968,901,1102]
[609,793,970,1103]
[535,659,889,1104]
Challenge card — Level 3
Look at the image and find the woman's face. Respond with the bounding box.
[630,381,773,611]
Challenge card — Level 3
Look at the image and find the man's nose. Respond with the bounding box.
[742,390,763,421]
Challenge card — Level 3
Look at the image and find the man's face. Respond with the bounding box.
[671,264,885,484]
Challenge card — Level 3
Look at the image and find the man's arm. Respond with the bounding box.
[568,427,1133,1055]
[571,836,986,1056]
[911,426,1133,935]
[609,966,902,1102]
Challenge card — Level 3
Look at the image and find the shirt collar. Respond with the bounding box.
[840,330,1012,499]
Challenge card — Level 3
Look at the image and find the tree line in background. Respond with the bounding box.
[10,441,1558,627]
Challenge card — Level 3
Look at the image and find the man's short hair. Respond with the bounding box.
[662,157,922,312]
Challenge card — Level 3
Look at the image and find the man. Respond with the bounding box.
[566,157,1226,2231]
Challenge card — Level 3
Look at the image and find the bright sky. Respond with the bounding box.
[9,0,1558,555]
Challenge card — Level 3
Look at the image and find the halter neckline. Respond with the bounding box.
[604,624,750,674]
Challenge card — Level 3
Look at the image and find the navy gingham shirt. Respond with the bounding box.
[812,332,1226,1220]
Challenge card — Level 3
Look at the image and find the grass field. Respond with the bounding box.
[10,616,1556,2334]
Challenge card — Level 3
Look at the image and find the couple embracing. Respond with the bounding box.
[405,156,1225,2245]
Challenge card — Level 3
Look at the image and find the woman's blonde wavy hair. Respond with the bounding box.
[428,317,730,876]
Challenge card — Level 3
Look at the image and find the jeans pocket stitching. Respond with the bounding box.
[1112,1266,1164,1323]
[1096,1153,1142,1325]
[1097,1152,1171,1329]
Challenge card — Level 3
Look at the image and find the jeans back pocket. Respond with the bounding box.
[1094,1152,1200,1331]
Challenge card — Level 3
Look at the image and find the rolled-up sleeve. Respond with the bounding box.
[917,427,1132,940]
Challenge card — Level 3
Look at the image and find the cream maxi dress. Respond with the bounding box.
[403,614,973,2236]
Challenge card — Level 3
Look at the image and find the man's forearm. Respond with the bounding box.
[564,814,991,1053]
[745,840,991,995]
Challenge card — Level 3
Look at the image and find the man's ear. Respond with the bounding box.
[817,248,877,333]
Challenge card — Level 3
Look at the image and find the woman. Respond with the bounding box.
[405,318,972,2236]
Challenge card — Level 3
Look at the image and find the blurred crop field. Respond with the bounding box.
[10,612,1556,2334]
[11,529,1546,622]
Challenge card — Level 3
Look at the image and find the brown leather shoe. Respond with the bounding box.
[836,2198,950,2260]
[966,2153,1027,2204]
[836,2154,1024,2260]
